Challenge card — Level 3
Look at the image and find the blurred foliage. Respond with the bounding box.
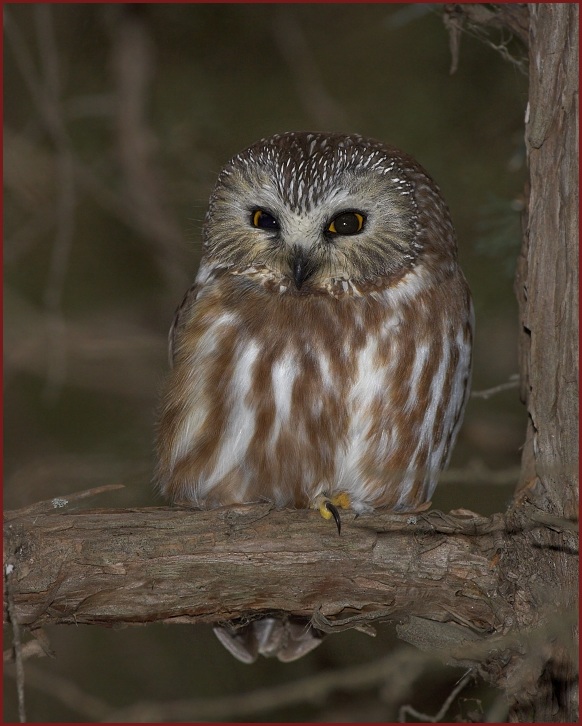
[474,190,525,279]
[4,3,527,722]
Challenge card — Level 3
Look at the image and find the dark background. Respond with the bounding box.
[4,3,527,722]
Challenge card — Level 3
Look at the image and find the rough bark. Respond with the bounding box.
[505,3,579,721]
[4,504,506,633]
[4,497,576,697]
[516,2,579,518]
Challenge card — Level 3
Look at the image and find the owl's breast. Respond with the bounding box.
[157,271,472,513]
[159,282,359,507]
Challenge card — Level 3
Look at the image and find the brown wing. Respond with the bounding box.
[168,282,200,368]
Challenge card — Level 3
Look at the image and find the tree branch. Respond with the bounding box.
[4,503,507,634]
[3,491,574,686]
[4,491,577,707]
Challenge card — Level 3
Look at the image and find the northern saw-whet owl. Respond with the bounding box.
[156,131,473,663]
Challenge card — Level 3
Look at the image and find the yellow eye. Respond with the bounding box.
[252,210,279,230]
[328,212,365,235]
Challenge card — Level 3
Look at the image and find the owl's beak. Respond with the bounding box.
[290,248,316,289]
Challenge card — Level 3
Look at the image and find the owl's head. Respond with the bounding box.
[203,132,455,294]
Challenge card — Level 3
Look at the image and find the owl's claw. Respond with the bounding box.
[315,493,351,535]
[325,501,342,535]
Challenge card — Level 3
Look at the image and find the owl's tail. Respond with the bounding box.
[213,617,324,663]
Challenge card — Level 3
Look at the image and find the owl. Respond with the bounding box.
[156,131,473,662]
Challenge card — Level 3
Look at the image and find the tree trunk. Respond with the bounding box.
[507,2,579,721]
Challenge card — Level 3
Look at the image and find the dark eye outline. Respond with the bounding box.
[251,209,280,231]
[326,210,366,236]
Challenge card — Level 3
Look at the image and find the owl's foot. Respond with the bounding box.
[214,617,324,663]
[313,492,351,535]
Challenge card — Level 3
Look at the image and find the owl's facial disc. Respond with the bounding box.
[250,206,367,289]
[204,132,423,292]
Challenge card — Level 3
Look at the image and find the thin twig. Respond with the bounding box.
[4,6,179,273]
[35,6,77,403]
[442,5,528,76]
[526,509,579,534]
[399,667,473,722]
[4,483,125,521]
[5,6,77,403]
[5,4,187,324]
[4,662,111,722]
[4,639,48,663]
[109,6,188,292]
[5,570,27,723]
[471,375,520,399]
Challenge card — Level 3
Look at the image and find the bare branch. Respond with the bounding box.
[4,5,189,306]
[5,6,78,402]
[399,667,473,722]
[470,375,519,399]
[3,483,125,522]
[442,4,529,75]
[109,6,189,293]
[4,662,111,723]
[4,494,575,719]
[5,570,27,723]
[3,504,507,637]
